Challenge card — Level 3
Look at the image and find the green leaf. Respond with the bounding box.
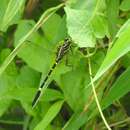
[42,13,61,41]
[16,66,40,88]
[106,0,119,38]
[91,14,109,39]
[34,100,64,130]
[40,89,64,102]
[102,67,130,109]
[120,0,130,11]
[64,5,108,47]
[0,0,25,31]
[65,7,95,47]
[69,0,106,11]
[93,19,130,82]
[2,66,39,107]
[42,13,67,43]
[68,0,89,9]
[0,0,9,22]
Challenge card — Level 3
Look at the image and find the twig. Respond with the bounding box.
[87,48,112,130]
[102,117,130,129]
[0,119,24,125]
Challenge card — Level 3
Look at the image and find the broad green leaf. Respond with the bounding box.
[0,0,25,31]
[16,66,40,88]
[93,19,130,83]
[65,5,108,47]
[102,67,130,109]
[69,0,88,9]
[3,65,39,107]
[120,0,130,11]
[106,0,119,38]
[65,7,95,47]
[52,15,68,42]
[69,0,106,12]
[91,14,109,39]
[34,100,64,130]
[0,0,9,23]
[0,3,64,77]
[42,13,67,43]
[42,13,61,41]
[40,89,64,102]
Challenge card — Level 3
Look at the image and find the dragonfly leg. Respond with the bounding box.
[70,45,73,55]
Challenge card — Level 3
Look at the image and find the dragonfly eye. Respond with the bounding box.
[64,37,72,43]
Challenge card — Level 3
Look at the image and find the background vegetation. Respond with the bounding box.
[0,0,130,130]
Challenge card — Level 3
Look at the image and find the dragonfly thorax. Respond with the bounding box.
[56,38,71,63]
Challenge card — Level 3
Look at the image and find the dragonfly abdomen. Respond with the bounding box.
[32,63,57,107]
[40,63,57,88]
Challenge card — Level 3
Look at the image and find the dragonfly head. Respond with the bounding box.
[64,37,72,43]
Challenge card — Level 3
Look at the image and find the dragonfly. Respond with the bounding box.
[32,38,72,108]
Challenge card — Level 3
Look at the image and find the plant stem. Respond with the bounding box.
[23,115,31,130]
[87,48,112,130]
[0,119,24,125]
[102,117,130,129]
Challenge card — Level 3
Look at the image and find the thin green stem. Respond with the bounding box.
[102,117,130,129]
[87,48,112,130]
[23,115,31,130]
[0,119,24,125]
[84,47,97,58]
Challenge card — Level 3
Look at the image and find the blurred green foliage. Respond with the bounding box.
[0,0,130,130]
